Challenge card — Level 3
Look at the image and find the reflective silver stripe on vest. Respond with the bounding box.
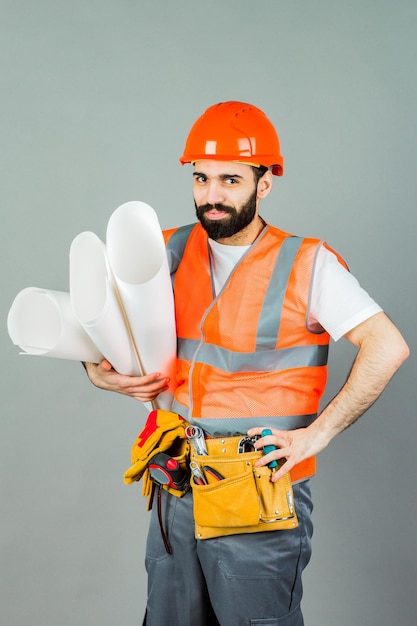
[166,223,196,274]
[177,338,328,372]
[170,401,316,435]
[257,236,303,349]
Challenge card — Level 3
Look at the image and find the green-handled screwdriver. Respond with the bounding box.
[261,428,278,470]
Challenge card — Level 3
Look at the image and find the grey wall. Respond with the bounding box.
[1,2,416,625]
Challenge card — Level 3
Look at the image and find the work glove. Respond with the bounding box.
[124,410,188,485]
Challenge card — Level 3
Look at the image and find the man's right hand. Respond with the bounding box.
[83,360,170,403]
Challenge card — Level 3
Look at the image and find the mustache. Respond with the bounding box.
[197,204,235,215]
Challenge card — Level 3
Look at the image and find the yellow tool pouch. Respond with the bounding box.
[190,436,298,540]
[123,410,190,508]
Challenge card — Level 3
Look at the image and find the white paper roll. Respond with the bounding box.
[7,287,104,362]
[106,201,177,409]
[69,231,143,377]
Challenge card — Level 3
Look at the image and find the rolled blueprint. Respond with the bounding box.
[69,231,144,377]
[106,201,177,410]
[7,287,104,362]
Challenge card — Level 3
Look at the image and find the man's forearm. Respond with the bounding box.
[249,312,409,481]
[310,312,409,448]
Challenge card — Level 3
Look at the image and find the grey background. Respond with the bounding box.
[1,1,416,624]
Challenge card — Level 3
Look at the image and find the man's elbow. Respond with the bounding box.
[394,335,410,370]
[384,324,410,375]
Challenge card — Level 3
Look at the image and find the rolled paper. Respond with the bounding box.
[106,201,177,410]
[69,231,143,377]
[7,287,104,362]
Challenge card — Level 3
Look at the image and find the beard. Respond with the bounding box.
[195,188,257,241]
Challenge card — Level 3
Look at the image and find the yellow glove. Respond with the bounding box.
[124,410,188,485]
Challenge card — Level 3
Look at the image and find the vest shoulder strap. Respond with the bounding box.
[164,223,196,274]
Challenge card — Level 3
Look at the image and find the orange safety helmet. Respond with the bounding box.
[179,101,284,176]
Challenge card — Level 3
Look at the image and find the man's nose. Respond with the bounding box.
[205,180,225,205]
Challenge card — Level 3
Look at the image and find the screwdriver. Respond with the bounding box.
[261,428,278,470]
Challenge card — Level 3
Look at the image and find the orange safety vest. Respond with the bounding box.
[164,222,345,482]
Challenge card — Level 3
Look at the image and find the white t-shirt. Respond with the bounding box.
[208,238,382,341]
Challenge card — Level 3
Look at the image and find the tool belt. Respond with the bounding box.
[124,411,298,541]
[189,435,298,540]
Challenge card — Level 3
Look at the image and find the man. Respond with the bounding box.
[84,102,409,625]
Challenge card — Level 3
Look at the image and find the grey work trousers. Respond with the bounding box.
[143,480,313,626]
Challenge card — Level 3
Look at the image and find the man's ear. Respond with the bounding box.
[257,170,273,199]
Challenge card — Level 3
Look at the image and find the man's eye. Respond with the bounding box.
[195,175,207,183]
[225,177,238,185]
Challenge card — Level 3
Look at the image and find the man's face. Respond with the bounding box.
[193,161,259,241]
